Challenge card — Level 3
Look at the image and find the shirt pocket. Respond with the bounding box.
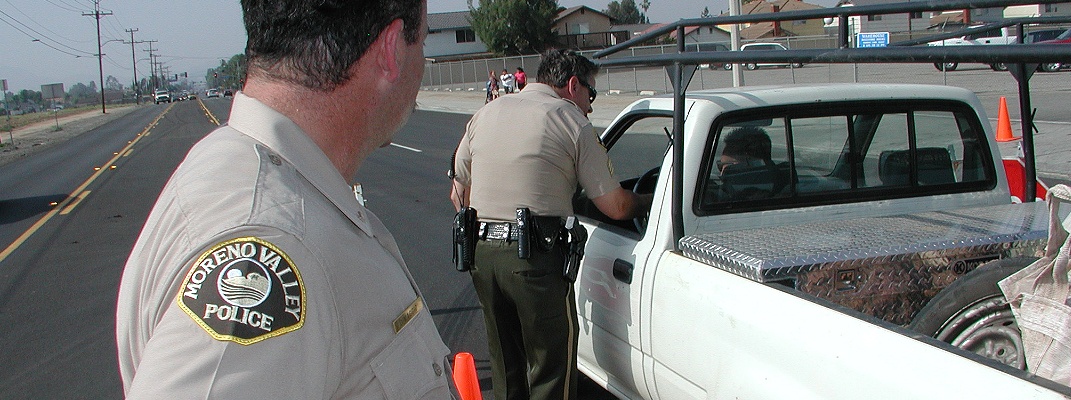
[370,311,452,399]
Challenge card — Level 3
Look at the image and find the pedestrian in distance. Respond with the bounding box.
[487,70,501,103]
[450,49,651,400]
[500,69,515,94]
[116,0,457,398]
[514,67,527,91]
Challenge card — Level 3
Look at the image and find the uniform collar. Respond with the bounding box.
[525,83,585,114]
[227,93,374,236]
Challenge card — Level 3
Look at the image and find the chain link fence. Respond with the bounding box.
[421,33,950,94]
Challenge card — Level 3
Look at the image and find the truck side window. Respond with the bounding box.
[604,116,673,181]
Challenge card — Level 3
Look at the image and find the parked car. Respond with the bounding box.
[987,28,1070,71]
[928,26,1019,71]
[684,42,731,70]
[1025,28,1067,43]
[1036,28,1071,72]
[725,42,803,70]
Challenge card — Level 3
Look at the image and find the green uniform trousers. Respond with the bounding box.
[471,239,578,400]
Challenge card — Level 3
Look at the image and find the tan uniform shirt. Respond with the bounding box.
[116,94,453,399]
[453,83,620,221]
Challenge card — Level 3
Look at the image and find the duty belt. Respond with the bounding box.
[479,221,519,241]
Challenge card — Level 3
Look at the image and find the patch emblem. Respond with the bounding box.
[176,237,305,345]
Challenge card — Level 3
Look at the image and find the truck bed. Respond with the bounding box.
[680,201,1047,324]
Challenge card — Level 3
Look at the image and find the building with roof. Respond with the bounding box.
[425,11,489,61]
[716,0,827,40]
[555,5,630,48]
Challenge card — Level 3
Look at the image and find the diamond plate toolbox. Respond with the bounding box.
[680,201,1048,325]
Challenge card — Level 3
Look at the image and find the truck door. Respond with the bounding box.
[572,112,674,399]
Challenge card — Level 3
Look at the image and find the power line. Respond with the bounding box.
[42,0,82,13]
[0,9,95,56]
[4,0,94,44]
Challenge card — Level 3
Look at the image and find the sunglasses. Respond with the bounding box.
[577,78,597,104]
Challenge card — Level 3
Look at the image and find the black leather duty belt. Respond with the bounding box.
[479,222,519,241]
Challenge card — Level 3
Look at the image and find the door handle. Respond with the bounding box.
[613,259,634,284]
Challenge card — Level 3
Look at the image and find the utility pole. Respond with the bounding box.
[83,0,113,114]
[125,28,141,104]
[729,0,743,87]
[144,41,158,91]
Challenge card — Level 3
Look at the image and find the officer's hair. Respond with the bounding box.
[243,0,423,91]
[537,49,600,88]
[722,126,772,161]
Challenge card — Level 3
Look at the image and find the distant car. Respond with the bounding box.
[223,89,233,97]
[684,42,731,70]
[154,89,171,104]
[726,42,803,70]
[206,89,220,98]
[1025,28,1066,44]
[1036,28,1071,72]
[986,28,1070,71]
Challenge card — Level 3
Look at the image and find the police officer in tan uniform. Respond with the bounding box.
[450,49,648,400]
[116,1,456,398]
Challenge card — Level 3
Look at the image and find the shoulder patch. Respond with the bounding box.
[176,237,305,345]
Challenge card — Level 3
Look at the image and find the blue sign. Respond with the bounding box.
[857,32,890,48]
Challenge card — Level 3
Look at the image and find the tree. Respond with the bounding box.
[105,75,123,92]
[67,83,97,105]
[469,0,559,56]
[207,54,247,89]
[605,0,647,24]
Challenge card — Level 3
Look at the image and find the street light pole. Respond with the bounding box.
[83,0,112,114]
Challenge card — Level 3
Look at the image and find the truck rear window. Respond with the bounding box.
[696,101,995,214]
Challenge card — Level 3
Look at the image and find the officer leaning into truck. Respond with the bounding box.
[450,49,650,400]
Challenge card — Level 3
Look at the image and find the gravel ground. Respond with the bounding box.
[0,105,139,168]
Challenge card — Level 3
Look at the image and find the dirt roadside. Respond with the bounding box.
[0,105,140,168]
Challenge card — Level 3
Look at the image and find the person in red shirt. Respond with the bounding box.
[514,67,527,91]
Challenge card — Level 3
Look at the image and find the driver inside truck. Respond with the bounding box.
[718,126,773,175]
[716,126,787,201]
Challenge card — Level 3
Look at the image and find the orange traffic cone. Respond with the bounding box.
[995,96,1018,142]
[452,352,482,400]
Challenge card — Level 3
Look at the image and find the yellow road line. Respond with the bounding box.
[60,191,91,215]
[0,104,174,264]
[197,97,221,125]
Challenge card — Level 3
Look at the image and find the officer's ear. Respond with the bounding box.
[369,19,406,83]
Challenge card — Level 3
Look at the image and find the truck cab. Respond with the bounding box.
[570,84,1058,399]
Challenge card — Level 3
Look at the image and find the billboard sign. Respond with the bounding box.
[41,83,64,100]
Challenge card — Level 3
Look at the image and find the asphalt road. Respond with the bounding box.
[0,98,230,398]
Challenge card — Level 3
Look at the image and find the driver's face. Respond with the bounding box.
[717,155,744,175]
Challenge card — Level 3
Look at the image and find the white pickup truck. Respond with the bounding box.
[570,83,1068,399]
[928,26,1017,71]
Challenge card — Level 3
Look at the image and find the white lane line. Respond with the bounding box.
[390,143,423,152]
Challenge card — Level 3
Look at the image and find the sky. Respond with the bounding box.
[1,0,246,94]
[1,0,841,94]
